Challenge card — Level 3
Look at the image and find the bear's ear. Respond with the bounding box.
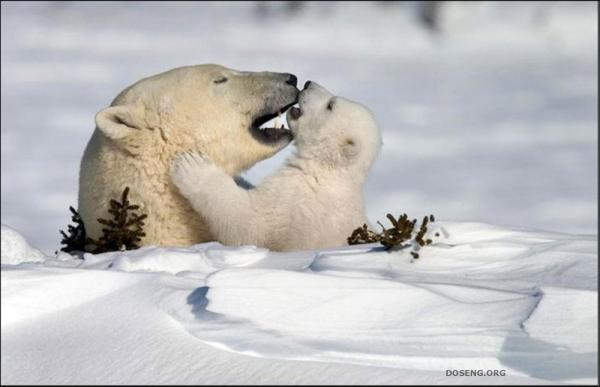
[341,137,360,160]
[95,105,146,141]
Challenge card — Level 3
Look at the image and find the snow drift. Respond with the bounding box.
[0,224,45,265]
[1,222,596,384]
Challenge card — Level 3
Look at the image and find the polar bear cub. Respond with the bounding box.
[171,82,381,251]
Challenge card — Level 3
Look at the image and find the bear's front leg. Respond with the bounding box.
[170,152,264,246]
[170,151,220,198]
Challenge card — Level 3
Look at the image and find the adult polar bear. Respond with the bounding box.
[79,64,299,247]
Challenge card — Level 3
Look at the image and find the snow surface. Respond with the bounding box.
[1,1,597,254]
[1,223,597,384]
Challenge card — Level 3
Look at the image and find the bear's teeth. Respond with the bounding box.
[274,113,281,129]
[256,114,289,131]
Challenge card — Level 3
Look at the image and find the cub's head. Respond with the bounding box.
[286,81,381,175]
[94,64,299,174]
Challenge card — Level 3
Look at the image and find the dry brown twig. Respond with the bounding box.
[348,213,437,259]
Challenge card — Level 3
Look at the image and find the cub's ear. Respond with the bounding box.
[95,105,146,141]
[341,137,360,160]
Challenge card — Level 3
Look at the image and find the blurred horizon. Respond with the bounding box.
[1,1,597,253]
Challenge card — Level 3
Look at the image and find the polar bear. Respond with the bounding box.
[78,64,299,247]
[171,81,382,251]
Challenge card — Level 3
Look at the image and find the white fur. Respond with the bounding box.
[171,83,381,251]
[79,64,297,247]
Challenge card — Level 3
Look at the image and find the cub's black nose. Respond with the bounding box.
[286,74,298,87]
[303,80,312,90]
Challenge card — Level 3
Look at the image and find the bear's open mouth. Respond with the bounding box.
[250,101,296,144]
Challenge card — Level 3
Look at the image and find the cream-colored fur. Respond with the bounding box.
[79,64,298,247]
[171,82,381,251]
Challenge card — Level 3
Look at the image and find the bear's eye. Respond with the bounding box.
[213,76,228,84]
[326,99,335,111]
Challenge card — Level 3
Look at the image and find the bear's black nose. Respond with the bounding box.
[286,74,298,87]
[303,80,312,90]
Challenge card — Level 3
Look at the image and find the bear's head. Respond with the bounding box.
[287,82,381,177]
[94,64,299,174]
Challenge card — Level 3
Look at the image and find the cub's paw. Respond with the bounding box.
[170,151,215,193]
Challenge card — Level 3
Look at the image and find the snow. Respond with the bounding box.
[524,287,597,353]
[1,1,597,384]
[1,223,597,384]
[0,224,45,264]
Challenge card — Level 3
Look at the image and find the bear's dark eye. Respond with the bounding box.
[214,76,228,84]
[327,99,335,111]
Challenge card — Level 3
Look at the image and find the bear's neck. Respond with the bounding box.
[284,154,365,188]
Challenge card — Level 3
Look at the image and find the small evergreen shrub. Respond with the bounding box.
[59,187,147,255]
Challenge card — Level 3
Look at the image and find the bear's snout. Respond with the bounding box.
[289,106,302,120]
[286,74,298,87]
